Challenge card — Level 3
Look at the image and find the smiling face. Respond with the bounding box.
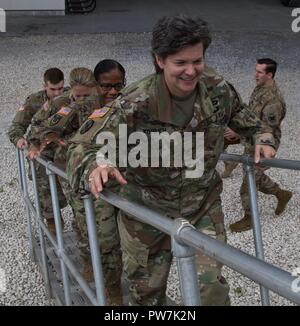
[155,42,205,98]
[97,68,125,104]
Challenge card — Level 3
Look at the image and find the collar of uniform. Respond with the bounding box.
[193,81,216,123]
[147,73,172,123]
[147,73,209,126]
[98,93,106,108]
[43,90,49,102]
[257,79,276,92]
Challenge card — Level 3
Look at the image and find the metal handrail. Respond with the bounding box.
[17,149,300,305]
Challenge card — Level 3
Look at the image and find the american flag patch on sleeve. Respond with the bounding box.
[89,107,111,119]
[57,106,72,116]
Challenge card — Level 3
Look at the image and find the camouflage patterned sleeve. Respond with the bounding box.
[227,85,276,148]
[261,101,284,127]
[37,107,78,141]
[261,101,285,150]
[28,96,71,146]
[32,95,100,143]
[7,93,44,146]
[67,102,126,194]
[66,143,99,193]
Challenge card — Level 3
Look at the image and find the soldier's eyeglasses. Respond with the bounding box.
[99,83,124,91]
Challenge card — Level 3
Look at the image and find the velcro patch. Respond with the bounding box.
[49,114,62,126]
[57,106,71,116]
[88,107,110,120]
[79,119,94,134]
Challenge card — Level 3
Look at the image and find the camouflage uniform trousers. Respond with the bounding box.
[222,141,240,177]
[53,145,74,206]
[119,182,230,306]
[53,143,123,288]
[240,167,280,215]
[70,193,122,288]
[27,151,68,220]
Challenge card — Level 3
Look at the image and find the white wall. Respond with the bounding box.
[0,0,65,10]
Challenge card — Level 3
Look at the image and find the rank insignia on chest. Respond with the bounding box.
[50,114,63,126]
[80,119,94,134]
[57,106,72,116]
[88,107,111,120]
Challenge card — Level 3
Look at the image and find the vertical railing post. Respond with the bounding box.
[172,218,201,306]
[82,193,106,306]
[30,160,52,299]
[47,167,72,306]
[244,161,270,306]
[16,148,24,192]
[19,150,35,260]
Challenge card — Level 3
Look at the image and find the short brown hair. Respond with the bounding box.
[43,68,64,84]
[257,58,277,78]
[151,14,211,73]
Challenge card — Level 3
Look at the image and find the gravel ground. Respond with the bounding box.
[0,31,299,306]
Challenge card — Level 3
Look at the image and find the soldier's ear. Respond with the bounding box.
[155,55,165,70]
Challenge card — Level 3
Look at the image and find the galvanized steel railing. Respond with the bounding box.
[16,148,300,306]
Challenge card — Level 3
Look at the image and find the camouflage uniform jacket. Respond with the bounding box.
[29,93,103,148]
[244,80,286,153]
[7,90,48,146]
[67,71,275,218]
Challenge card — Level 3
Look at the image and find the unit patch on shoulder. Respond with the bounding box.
[79,119,94,134]
[88,107,111,120]
[57,106,72,116]
[49,114,63,126]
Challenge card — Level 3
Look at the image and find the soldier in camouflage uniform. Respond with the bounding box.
[27,68,99,234]
[66,15,276,306]
[7,68,68,229]
[94,59,126,105]
[230,58,292,232]
[30,65,126,305]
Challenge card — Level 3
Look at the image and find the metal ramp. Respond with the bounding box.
[33,230,95,306]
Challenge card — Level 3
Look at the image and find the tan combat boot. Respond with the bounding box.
[221,162,238,178]
[46,217,64,235]
[82,261,94,282]
[106,285,123,306]
[47,218,57,235]
[275,189,292,215]
[229,214,252,232]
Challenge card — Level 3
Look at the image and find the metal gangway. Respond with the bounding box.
[16,148,300,306]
